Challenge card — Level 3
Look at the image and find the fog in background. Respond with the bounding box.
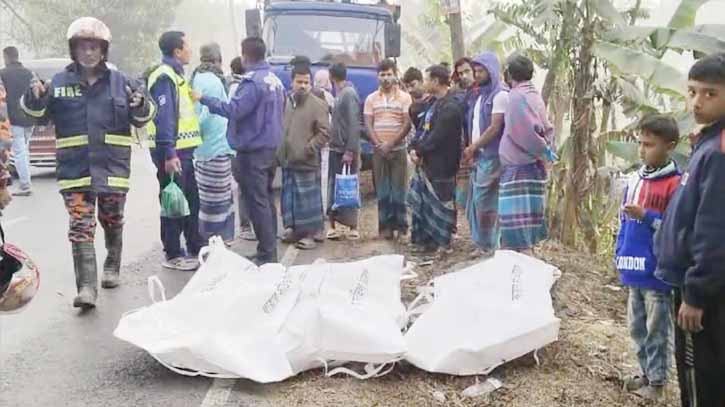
[1,0,723,75]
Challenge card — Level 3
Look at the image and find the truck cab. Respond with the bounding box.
[246,0,402,159]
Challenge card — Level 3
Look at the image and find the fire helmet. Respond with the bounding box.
[66,17,111,61]
[66,17,112,42]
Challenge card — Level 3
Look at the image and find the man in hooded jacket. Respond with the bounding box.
[461,52,508,256]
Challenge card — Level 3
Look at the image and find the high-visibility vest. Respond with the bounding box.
[146,64,202,150]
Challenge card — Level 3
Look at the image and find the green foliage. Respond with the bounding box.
[14,0,182,75]
[401,0,513,66]
[668,0,710,29]
[491,0,724,252]
[593,40,687,94]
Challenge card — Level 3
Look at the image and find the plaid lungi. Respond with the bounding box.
[281,168,324,236]
[498,162,548,250]
[407,168,456,248]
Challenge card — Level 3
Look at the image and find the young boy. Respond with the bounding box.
[655,53,725,407]
[616,114,681,400]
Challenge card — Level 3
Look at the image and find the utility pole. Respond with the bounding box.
[229,0,240,56]
[442,0,465,61]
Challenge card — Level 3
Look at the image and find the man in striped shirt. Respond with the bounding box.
[364,59,412,240]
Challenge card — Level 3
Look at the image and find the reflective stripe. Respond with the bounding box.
[56,135,89,149]
[146,64,202,151]
[105,134,134,147]
[58,177,92,190]
[108,176,130,189]
[19,95,46,118]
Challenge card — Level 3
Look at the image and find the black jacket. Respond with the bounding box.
[22,63,155,193]
[0,62,34,127]
[655,120,725,308]
[409,91,464,180]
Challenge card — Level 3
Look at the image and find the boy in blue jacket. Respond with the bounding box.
[655,54,725,407]
[616,114,681,400]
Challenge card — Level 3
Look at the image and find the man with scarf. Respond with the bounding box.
[498,55,555,253]
[407,64,464,253]
[191,43,236,243]
[461,52,508,256]
[278,58,330,250]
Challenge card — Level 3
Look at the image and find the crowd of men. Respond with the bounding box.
[0,15,724,407]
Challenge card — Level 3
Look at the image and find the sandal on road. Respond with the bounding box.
[313,230,325,243]
[346,229,361,241]
[326,228,342,240]
[240,226,257,241]
[162,257,200,272]
[281,228,297,244]
[295,238,317,250]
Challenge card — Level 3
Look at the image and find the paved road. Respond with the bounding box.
[0,148,398,407]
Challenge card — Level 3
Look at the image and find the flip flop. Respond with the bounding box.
[281,228,296,243]
[313,230,325,243]
[295,238,317,250]
[162,257,200,272]
[326,228,342,240]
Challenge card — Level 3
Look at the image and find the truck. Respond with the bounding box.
[245,0,402,162]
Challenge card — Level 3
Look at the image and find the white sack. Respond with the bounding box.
[404,250,561,376]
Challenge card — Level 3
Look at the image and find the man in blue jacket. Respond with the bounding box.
[655,53,725,407]
[194,37,285,265]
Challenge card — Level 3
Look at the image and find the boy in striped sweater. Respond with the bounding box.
[616,114,681,400]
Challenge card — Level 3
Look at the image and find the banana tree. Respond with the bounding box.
[401,0,512,66]
[489,0,721,252]
[491,0,638,250]
[593,0,725,168]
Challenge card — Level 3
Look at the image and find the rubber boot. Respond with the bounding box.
[72,242,98,309]
[101,227,123,289]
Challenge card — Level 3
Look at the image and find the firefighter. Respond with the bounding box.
[20,17,156,310]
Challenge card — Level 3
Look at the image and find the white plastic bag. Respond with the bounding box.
[404,250,561,376]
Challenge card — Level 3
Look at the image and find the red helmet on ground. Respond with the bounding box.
[0,243,40,314]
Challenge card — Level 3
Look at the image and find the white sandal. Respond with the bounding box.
[326,228,342,240]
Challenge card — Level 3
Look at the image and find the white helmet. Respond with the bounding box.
[66,17,112,43]
[0,243,40,314]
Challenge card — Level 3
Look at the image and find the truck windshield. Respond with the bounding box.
[264,14,386,67]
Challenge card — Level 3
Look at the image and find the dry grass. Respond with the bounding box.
[262,176,680,406]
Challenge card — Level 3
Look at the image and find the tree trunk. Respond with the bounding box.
[448,12,466,61]
[541,68,557,108]
[561,7,596,249]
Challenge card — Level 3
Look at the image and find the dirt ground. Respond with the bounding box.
[265,173,681,407]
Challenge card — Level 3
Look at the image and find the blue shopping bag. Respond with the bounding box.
[332,164,361,210]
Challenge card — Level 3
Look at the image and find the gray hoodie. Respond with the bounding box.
[329,84,361,153]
